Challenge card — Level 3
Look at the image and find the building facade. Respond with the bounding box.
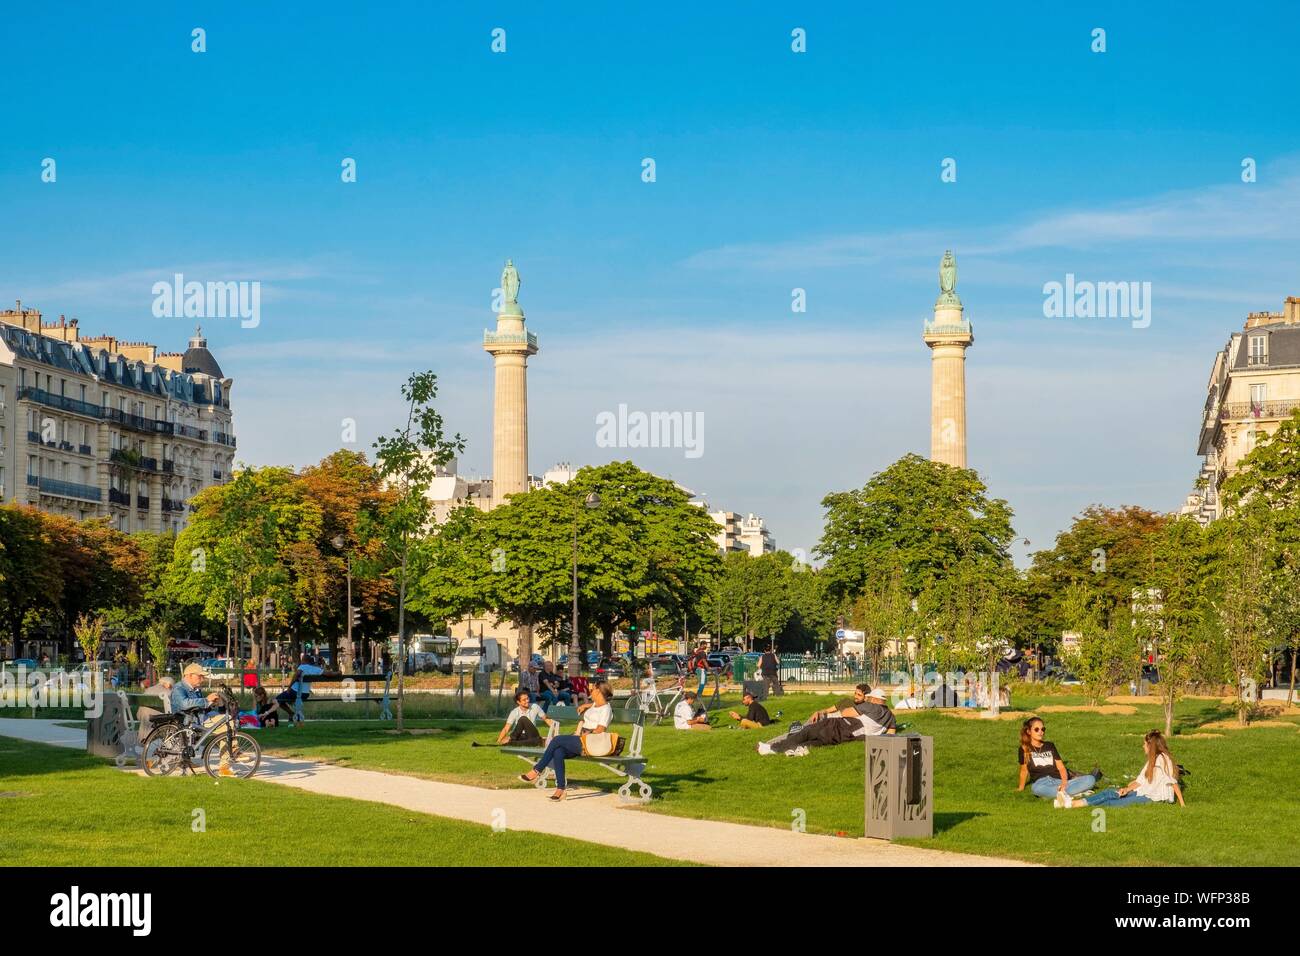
[1183,296,1300,523]
[706,509,776,556]
[0,303,235,532]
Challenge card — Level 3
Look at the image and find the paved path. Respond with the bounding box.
[0,717,84,749]
[0,720,1030,867]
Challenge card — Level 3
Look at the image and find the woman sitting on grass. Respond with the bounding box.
[1059,730,1184,809]
[518,681,614,801]
[1016,716,1101,806]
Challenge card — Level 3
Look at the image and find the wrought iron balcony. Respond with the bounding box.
[17,386,102,419]
[33,477,102,502]
[136,495,150,510]
[109,488,131,506]
[79,444,92,456]
[174,424,208,440]
[1219,399,1300,420]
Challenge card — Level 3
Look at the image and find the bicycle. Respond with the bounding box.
[140,684,262,779]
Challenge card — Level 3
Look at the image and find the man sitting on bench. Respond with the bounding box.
[757,683,895,756]
[493,689,555,746]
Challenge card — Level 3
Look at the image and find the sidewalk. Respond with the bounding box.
[0,719,1032,868]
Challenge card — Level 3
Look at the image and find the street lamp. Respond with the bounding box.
[332,534,353,673]
[569,491,601,678]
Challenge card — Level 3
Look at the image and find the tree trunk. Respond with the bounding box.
[396,544,408,731]
[1284,642,1294,712]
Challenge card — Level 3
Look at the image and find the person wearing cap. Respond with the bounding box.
[171,663,220,718]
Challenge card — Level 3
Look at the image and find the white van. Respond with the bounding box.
[452,637,502,672]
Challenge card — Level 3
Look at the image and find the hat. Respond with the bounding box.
[182,663,209,678]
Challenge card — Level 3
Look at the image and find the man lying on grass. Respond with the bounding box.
[758,684,896,756]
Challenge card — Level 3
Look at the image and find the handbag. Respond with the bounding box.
[580,731,620,757]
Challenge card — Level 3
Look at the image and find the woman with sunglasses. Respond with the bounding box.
[1059,730,1184,809]
[1016,716,1102,807]
[518,681,614,801]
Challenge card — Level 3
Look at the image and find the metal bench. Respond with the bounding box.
[500,706,652,804]
[292,672,394,723]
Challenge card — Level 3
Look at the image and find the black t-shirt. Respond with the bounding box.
[1019,741,1064,781]
[760,652,778,675]
[744,702,771,726]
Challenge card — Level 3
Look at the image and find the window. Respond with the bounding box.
[1249,335,1268,365]
[1250,383,1267,409]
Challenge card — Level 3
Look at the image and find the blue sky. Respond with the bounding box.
[4,1,1300,563]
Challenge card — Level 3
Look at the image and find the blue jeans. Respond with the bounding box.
[1030,774,1096,799]
[533,734,584,789]
[696,670,708,694]
[1084,788,1151,808]
[540,689,572,711]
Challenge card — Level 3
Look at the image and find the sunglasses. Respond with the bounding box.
[1031,726,1045,732]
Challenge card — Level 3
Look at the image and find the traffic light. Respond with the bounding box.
[350,605,362,628]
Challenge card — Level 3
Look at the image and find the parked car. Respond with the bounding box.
[706,653,731,671]
[2,658,39,670]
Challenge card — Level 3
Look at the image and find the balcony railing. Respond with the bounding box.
[78,444,92,456]
[174,424,207,440]
[212,432,236,448]
[17,386,102,418]
[162,498,186,513]
[1220,400,1300,420]
[483,330,539,351]
[136,495,150,510]
[109,488,131,506]
[162,459,175,473]
[104,407,174,436]
[33,476,102,502]
[26,430,42,443]
[922,320,973,336]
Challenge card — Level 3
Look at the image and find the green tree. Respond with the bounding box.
[1024,505,1169,648]
[1215,515,1274,725]
[817,453,1016,605]
[367,371,464,728]
[169,466,322,665]
[1060,583,1141,705]
[849,566,911,682]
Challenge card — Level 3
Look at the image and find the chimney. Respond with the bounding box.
[1286,296,1300,325]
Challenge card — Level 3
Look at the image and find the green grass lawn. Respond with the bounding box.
[0,738,681,867]
[251,690,1300,866]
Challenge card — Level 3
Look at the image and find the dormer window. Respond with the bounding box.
[1248,335,1268,366]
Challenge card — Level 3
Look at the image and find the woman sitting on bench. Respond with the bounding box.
[518,681,614,801]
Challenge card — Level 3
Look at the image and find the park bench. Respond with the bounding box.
[500,705,652,804]
[291,672,394,723]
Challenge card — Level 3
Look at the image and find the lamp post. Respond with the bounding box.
[568,491,601,678]
[332,535,353,672]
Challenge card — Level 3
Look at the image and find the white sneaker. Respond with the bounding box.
[756,742,773,756]
[1053,791,1068,808]
[786,746,810,757]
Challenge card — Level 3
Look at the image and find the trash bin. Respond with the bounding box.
[86,692,126,759]
[865,735,933,840]
[472,671,492,697]
[742,680,767,701]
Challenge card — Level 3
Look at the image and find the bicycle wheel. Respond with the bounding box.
[202,731,261,779]
[141,725,187,777]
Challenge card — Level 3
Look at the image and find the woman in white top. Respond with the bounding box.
[1061,730,1185,809]
[518,682,614,800]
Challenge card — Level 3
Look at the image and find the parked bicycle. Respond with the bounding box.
[140,684,262,779]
